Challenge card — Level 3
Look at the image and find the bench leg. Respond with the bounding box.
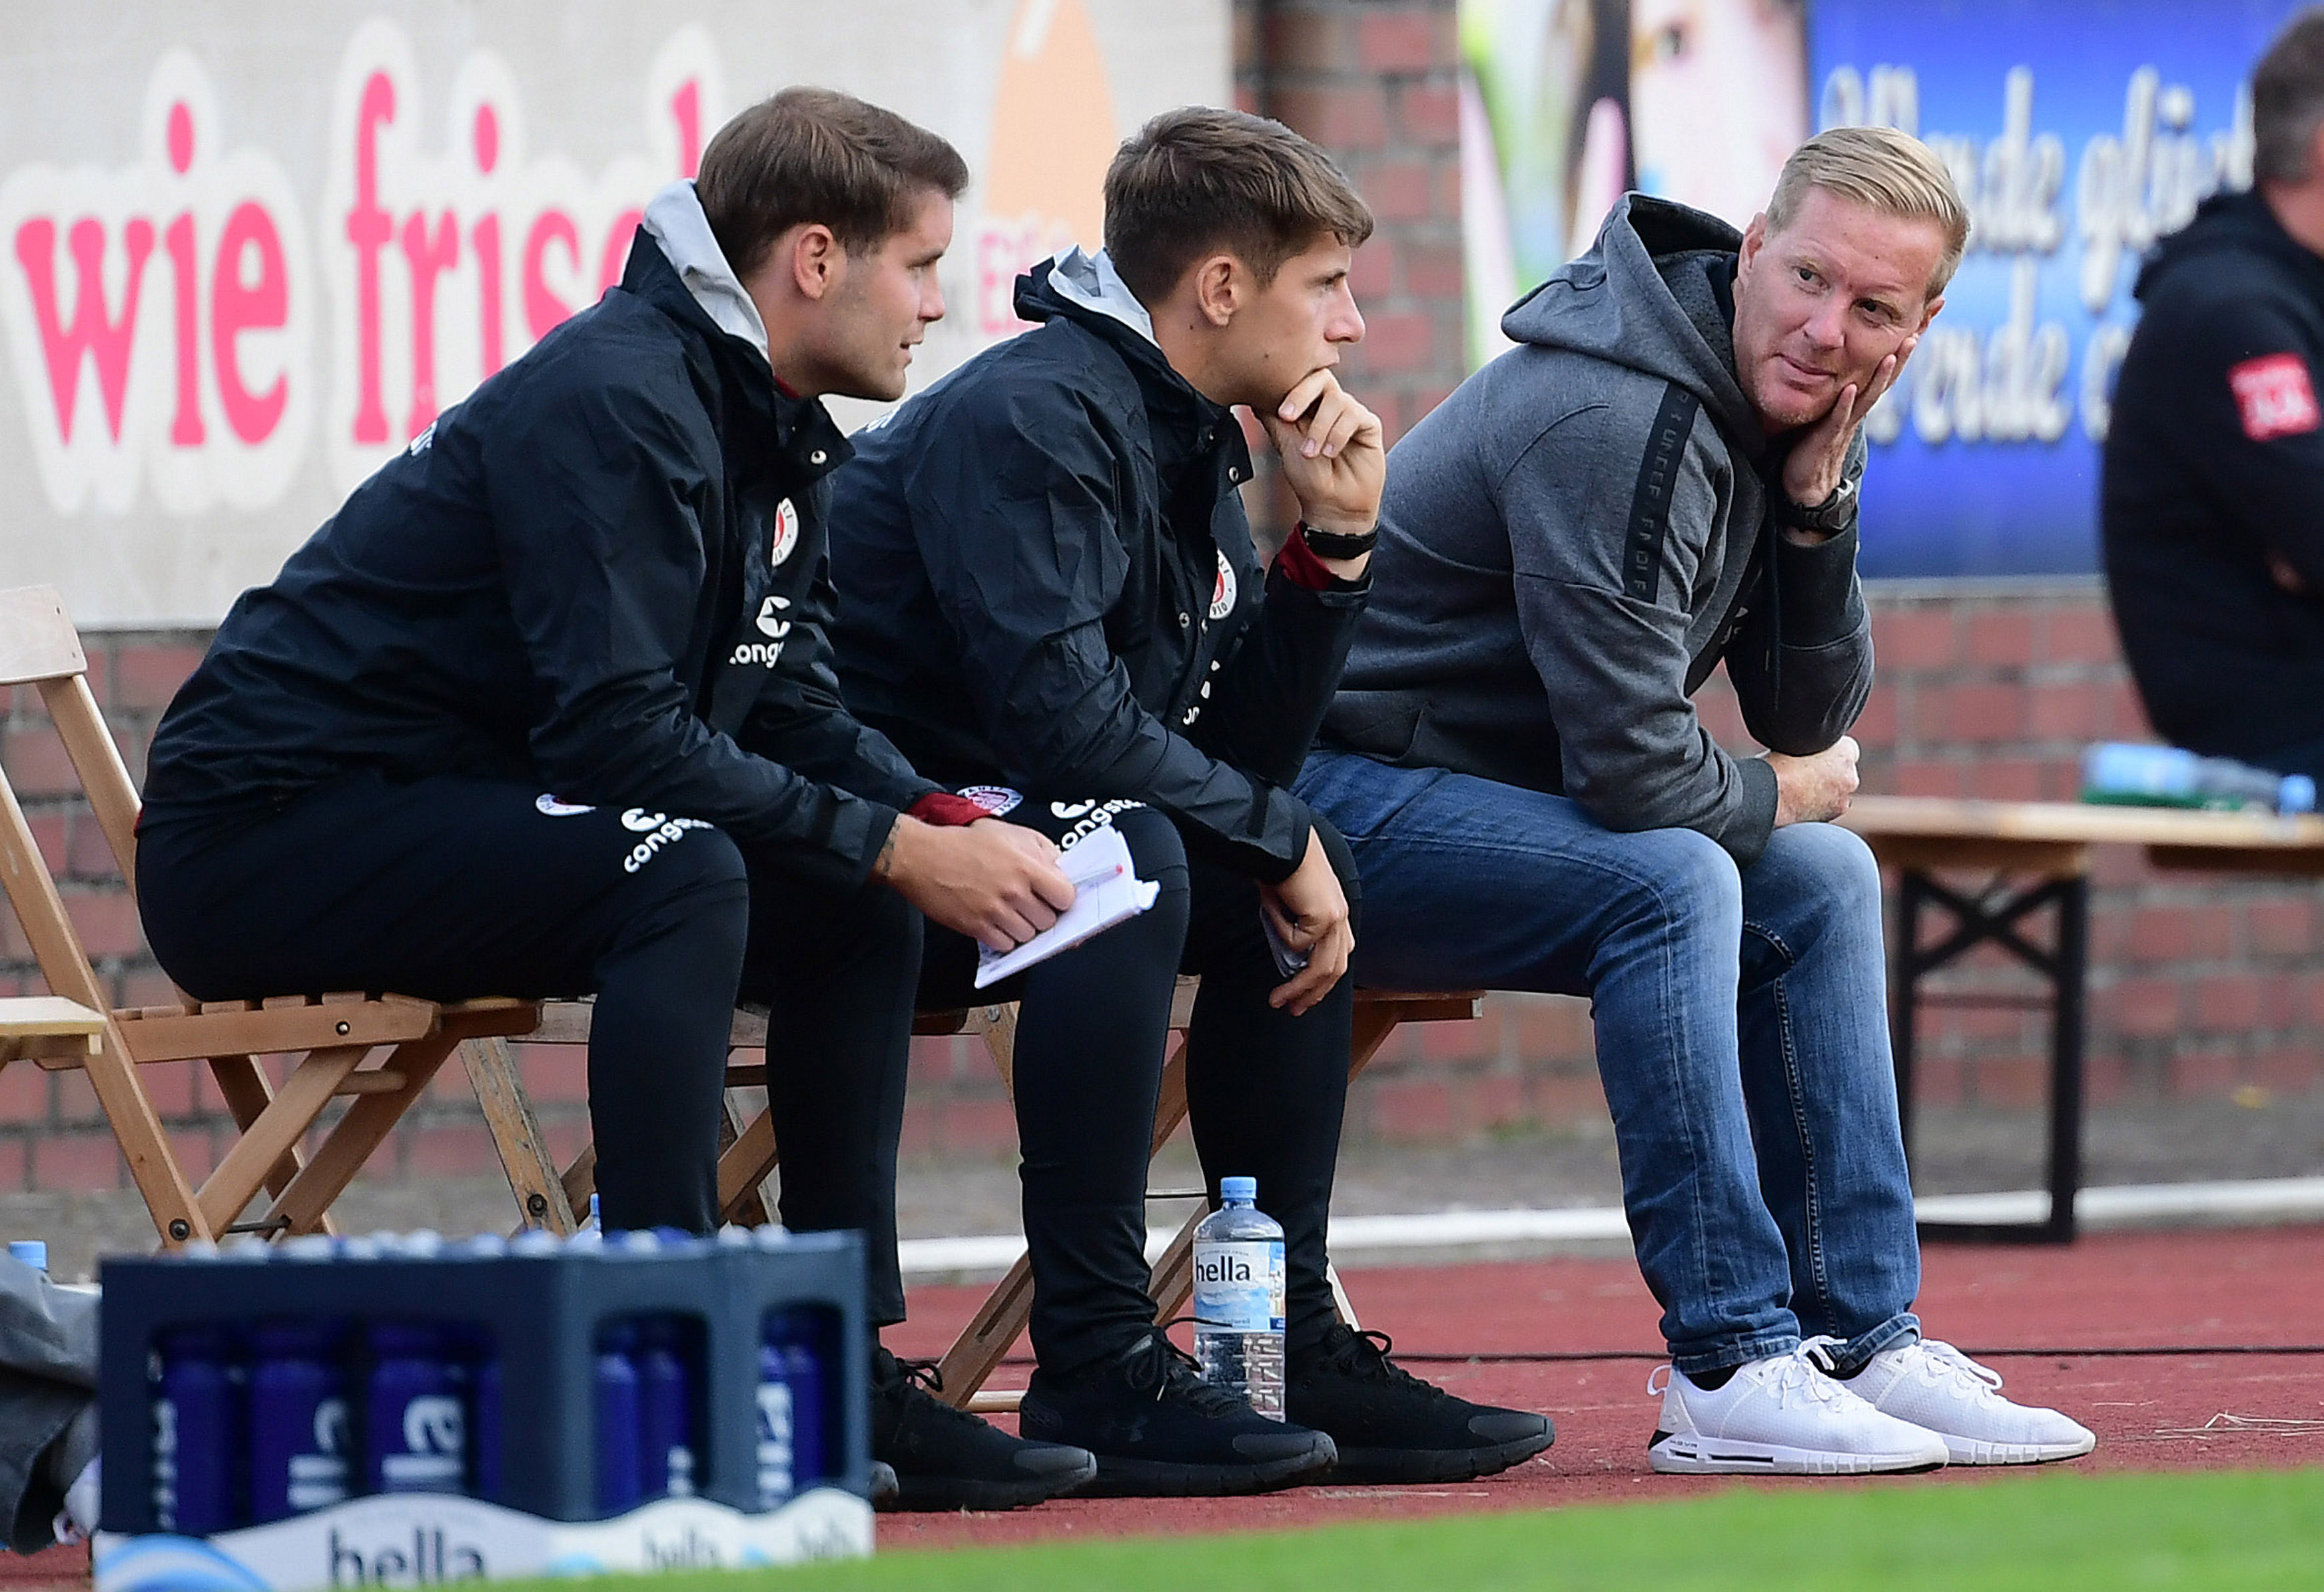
[196,1045,369,1234]
[719,1094,780,1227]
[258,1032,462,1237]
[464,1036,576,1234]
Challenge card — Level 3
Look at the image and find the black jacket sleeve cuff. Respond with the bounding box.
[1773,522,1866,648]
[1723,755,1781,867]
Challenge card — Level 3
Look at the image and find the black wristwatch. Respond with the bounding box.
[1298,520,1379,559]
[1775,476,1858,537]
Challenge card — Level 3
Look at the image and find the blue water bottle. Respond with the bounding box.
[9,1240,49,1273]
[594,1323,644,1515]
[247,1322,350,1522]
[754,1338,795,1508]
[635,1319,695,1499]
[777,1316,827,1489]
[2081,742,2317,814]
[470,1345,503,1503]
[153,1326,240,1533]
[365,1323,468,1495]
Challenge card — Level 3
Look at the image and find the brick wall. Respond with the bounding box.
[1234,0,1465,538]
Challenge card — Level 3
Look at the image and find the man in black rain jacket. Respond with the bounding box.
[137,89,1099,1513]
[829,108,1553,1497]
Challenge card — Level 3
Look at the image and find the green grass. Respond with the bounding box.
[497,1467,2324,1591]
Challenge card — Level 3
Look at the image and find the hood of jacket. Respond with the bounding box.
[2135,187,2324,304]
[643,180,771,359]
[1501,193,1762,458]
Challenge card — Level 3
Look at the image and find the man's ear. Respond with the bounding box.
[790,223,841,302]
[1737,212,1768,280]
[1915,294,1944,334]
[1192,254,1240,328]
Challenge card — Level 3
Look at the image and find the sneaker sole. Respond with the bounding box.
[1324,1425,1557,1484]
[1647,1429,1948,1476]
[1938,1433,2097,1465]
[1078,1439,1338,1498]
[884,1455,1100,1513]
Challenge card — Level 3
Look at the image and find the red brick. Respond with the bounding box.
[1265,10,1357,73]
[542,1116,590,1169]
[140,1062,198,1118]
[2082,1050,2130,1107]
[1411,382,1457,424]
[2251,1046,2323,1093]
[1851,684,1899,749]
[1907,1054,1965,1108]
[1870,608,1957,670]
[0,1065,47,1126]
[2248,899,2315,957]
[1968,1055,2048,1108]
[65,811,124,881]
[1356,158,1434,224]
[110,643,205,713]
[1368,390,1411,445]
[59,888,144,960]
[1966,759,2042,800]
[2026,682,2105,742]
[897,1100,939,1160]
[402,1122,500,1178]
[2107,975,2182,1038]
[1402,238,1463,299]
[1505,995,1590,1060]
[1352,310,1436,375]
[1274,83,1389,151]
[1964,611,2036,667]
[0,1137,26,1194]
[1367,1076,1453,1140]
[2193,973,2263,1032]
[1349,236,1397,299]
[1946,685,2024,742]
[1892,758,1966,797]
[1471,1072,1529,1130]
[170,1129,219,1184]
[1393,82,1460,147]
[2167,1048,2239,1097]
[2130,906,2233,965]
[115,966,183,1009]
[1357,10,1445,73]
[51,1070,107,1127]
[32,1132,122,1191]
[0,723,77,799]
[2040,606,2122,665]
[2100,680,2155,739]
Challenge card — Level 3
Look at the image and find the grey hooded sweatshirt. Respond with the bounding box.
[1321,195,1872,865]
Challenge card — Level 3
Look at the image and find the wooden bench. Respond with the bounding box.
[1840,793,2324,1243]
[480,983,1482,1411]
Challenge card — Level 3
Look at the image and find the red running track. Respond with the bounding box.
[877,1224,2324,1551]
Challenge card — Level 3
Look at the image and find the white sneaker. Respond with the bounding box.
[1647,1339,1951,1475]
[1844,1338,2096,1465]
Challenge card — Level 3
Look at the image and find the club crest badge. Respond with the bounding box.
[958,785,1024,817]
[771,497,801,566]
[1210,549,1237,621]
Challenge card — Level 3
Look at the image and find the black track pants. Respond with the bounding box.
[139,771,921,1322]
[919,799,1359,1374]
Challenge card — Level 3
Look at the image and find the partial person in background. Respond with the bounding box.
[2106,7,2324,783]
[0,1254,97,1551]
[1299,127,2099,1475]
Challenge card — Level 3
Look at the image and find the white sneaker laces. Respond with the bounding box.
[1908,1338,2006,1399]
[1774,1336,1852,1410]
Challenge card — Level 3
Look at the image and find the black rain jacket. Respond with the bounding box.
[143,224,937,888]
[2104,189,2324,764]
[827,258,1369,881]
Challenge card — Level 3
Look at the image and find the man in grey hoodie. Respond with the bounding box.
[1298,127,2098,1473]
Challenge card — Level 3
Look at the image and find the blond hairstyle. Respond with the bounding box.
[1766,126,1971,298]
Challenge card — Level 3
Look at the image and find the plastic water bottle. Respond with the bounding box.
[365,1323,468,1495]
[2082,743,2317,815]
[247,1322,350,1522]
[9,1240,49,1272]
[1192,1176,1286,1419]
[753,1338,796,1507]
[635,1320,695,1499]
[470,1347,503,1502]
[593,1322,644,1515]
[153,1326,239,1533]
[773,1313,826,1488]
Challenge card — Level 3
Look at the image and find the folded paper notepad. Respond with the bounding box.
[974,823,1161,988]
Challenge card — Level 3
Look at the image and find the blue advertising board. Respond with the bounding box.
[1814,1,2303,576]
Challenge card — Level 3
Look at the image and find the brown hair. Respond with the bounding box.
[2256,7,2324,183]
[1767,125,1972,298]
[696,87,968,276]
[1102,107,1375,304]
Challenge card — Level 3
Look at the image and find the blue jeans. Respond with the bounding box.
[1295,750,1920,1376]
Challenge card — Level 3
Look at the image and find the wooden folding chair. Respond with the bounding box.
[0,585,540,1246]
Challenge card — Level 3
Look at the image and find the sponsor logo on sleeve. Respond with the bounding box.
[729,595,793,667]
[2230,353,2321,442]
[958,785,1022,817]
[536,794,594,816]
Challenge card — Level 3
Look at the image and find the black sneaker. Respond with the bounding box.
[1019,1331,1338,1497]
[866,1460,899,1508]
[1287,1323,1554,1483]
[869,1347,1097,1511]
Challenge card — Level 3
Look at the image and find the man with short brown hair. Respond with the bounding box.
[139,87,1098,1512]
[1300,127,2096,1474]
[829,107,1553,1495]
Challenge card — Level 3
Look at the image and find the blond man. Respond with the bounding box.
[1298,129,2098,1473]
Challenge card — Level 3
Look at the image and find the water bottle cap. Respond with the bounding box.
[7,1240,47,1272]
[2284,775,2317,815]
[280,1234,336,1261]
[1219,1176,1258,1203]
[461,1234,510,1258]
[715,1225,753,1248]
[752,1224,793,1248]
[508,1230,561,1256]
[613,1228,661,1252]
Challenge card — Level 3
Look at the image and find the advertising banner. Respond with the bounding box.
[1461,0,2303,578]
[0,2,1226,625]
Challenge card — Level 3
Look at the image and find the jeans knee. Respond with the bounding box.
[1760,822,1882,928]
[1617,827,1743,936]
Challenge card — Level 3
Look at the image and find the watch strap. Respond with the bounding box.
[1298,520,1379,559]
